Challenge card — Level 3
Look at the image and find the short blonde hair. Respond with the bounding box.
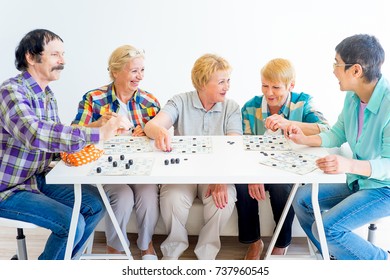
[261,58,295,88]
[107,45,145,80]
[191,54,232,91]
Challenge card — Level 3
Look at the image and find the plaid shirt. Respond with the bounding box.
[242,91,330,135]
[72,83,160,127]
[0,71,100,201]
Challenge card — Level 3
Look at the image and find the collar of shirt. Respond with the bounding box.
[349,76,387,115]
[192,91,223,112]
[91,83,136,113]
[22,71,55,102]
[111,84,151,109]
[365,76,387,115]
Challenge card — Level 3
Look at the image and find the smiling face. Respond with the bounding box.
[113,56,145,94]
[261,77,292,110]
[198,70,230,109]
[260,58,295,112]
[333,53,355,92]
[27,38,65,88]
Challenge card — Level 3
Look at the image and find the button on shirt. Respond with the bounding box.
[0,71,100,201]
[162,91,242,136]
[319,76,390,190]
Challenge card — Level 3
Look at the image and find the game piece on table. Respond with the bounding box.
[243,135,292,151]
[89,156,154,176]
[259,151,319,175]
[163,158,182,166]
[169,136,212,154]
[103,136,153,154]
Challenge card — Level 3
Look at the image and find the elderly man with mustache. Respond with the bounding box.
[0,29,131,260]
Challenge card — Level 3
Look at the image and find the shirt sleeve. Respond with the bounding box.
[138,91,161,122]
[1,85,100,153]
[225,100,243,135]
[71,91,95,126]
[161,94,181,125]
[241,103,253,135]
[302,95,330,132]
[319,111,347,148]
[368,122,390,181]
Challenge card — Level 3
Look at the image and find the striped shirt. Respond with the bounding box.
[0,71,100,201]
[72,83,160,127]
[242,92,330,135]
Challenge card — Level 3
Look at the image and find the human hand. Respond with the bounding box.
[132,125,146,137]
[284,124,307,144]
[86,112,117,128]
[265,114,290,132]
[205,184,228,209]
[316,154,352,174]
[153,127,172,152]
[248,184,266,201]
[99,115,131,141]
[96,111,117,127]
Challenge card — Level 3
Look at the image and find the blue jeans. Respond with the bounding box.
[293,182,390,260]
[235,183,294,248]
[0,174,105,259]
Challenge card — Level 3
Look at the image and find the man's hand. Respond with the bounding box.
[99,115,131,141]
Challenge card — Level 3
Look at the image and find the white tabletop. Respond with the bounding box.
[46,135,346,185]
[46,135,346,260]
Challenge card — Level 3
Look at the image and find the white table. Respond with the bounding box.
[46,135,345,260]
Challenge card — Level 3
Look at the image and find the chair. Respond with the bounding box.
[367,223,378,245]
[367,217,388,246]
[0,217,38,260]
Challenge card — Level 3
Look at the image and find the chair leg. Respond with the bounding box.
[307,238,323,259]
[84,231,95,255]
[16,228,28,260]
[367,223,377,245]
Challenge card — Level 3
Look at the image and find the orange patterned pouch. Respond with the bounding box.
[60,144,104,166]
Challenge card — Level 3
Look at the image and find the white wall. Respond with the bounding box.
[1,0,389,125]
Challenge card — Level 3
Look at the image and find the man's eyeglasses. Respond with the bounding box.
[122,49,145,59]
[333,63,354,69]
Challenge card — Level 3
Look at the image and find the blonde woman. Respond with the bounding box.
[72,45,160,260]
[144,54,242,260]
[236,58,329,259]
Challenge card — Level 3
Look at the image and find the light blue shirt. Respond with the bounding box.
[320,76,390,190]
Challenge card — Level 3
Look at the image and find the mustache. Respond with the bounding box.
[51,65,65,71]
